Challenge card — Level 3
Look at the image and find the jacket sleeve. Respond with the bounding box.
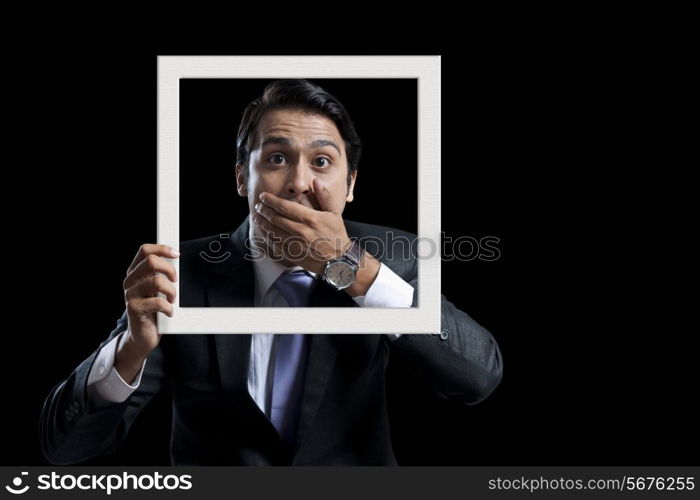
[39,309,166,464]
[387,260,503,405]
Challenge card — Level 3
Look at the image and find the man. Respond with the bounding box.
[40,80,502,465]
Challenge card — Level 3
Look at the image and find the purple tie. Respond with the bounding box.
[270,270,315,444]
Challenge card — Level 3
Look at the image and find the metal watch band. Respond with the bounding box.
[343,240,365,268]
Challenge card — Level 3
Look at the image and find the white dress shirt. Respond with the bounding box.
[87,237,414,416]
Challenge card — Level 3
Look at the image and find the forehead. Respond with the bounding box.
[255,108,342,146]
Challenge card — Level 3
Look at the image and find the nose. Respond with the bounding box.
[285,160,314,197]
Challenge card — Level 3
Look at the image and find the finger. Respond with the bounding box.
[127,296,174,318]
[128,244,179,275]
[313,177,335,212]
[253,214,301,261]
[124,253,177,289]
[259,192,314,224]
[253,213,293,245]
[254,202,307,236]
[125,273,177,303]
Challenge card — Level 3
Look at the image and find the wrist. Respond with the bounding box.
[345,252,381,297]
[115,334,149,385]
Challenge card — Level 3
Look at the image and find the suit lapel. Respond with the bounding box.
[205,215,255,308]
[293,334,339,453]
[214,334,251,394]
[292,276,359,453]
[208,217,255,393]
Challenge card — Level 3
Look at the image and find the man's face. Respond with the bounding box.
[236,108,357,218]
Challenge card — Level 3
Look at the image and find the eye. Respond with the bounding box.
[313,157,332,168]
[267,153,287,165]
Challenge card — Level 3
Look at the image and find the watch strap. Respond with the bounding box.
[343,239,365,268]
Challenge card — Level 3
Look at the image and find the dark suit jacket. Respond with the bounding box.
[40,216,503,465]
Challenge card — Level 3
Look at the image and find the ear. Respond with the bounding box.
[346,169,357,203]
[235,162,248,197]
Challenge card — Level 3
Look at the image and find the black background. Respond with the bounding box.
[180,78,417,241]
[4,29,697,468]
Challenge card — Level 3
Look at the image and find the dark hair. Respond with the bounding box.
[236,79,362,185]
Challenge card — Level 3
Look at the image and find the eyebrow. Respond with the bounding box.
[261,136,341,154]
[309,139,341,154]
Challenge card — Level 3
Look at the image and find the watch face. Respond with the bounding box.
[325,260,356,289]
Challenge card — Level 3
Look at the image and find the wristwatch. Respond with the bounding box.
[321,240,365,290]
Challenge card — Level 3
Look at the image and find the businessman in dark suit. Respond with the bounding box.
[40,79,503,465]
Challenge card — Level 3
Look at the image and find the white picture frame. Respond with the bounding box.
[157,55,440,333]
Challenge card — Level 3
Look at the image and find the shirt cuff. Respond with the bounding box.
[352,262,414,308]
[87,329,147,404]
[352,263,412,342]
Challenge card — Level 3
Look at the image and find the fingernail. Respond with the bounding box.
[255,202,261,212]
[170,247,180,257]
[259,193,266,202]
